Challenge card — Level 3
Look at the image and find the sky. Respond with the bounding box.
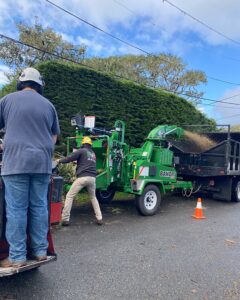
[0,0,240,125]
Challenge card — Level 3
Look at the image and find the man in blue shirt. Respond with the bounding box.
[0,67,60,268]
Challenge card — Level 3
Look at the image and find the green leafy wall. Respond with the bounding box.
[0,61,215,151]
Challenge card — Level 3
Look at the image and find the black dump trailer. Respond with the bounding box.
[170,130,240,202]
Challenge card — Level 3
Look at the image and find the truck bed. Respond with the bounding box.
[171,138,240,177]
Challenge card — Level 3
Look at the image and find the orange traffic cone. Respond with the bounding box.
[192,198,206,219]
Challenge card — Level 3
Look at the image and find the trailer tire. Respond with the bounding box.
[232,180,240,202]
[96,188,115,204]
[136,185,161,216]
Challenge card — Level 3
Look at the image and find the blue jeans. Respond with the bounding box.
[2,174,50,263]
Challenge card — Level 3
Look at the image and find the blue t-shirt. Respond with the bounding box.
[0,90,60,175]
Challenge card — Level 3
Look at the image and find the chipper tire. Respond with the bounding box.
[96,188,116,204]
[232,180,240,202]
[136,185,161,216]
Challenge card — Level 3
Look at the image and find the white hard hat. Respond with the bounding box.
[19,67,44,86]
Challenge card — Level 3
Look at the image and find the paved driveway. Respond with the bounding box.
[0,195,240,300]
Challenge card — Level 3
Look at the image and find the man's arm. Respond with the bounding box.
[58,149,82,164]
[51,106,60,144]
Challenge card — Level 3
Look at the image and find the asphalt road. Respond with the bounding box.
[1,195,240,300]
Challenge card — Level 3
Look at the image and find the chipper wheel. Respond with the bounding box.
[96,188,116,204]
[136,185,161,216]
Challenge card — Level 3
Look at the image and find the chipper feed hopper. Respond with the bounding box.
[66,116,192,216]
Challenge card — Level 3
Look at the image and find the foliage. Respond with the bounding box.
[0,60,215,152]
[86,54,207,103]
[0,21,86,79]
[58,163,76,183]
[231,125,240,132]
[0,80,16,98]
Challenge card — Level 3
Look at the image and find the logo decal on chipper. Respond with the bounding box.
[160,171,175,178]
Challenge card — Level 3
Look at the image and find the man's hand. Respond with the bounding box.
[52,135,58,144]
[55,159,61,164]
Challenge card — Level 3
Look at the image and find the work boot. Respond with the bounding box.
[31,255,47,262]
[96,219,104,226]
[61,220,70,226]
[0,258,26,268]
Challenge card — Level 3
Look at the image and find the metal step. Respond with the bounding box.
[0,255,56,277]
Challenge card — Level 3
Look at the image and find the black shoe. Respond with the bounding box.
[96,219,104,226]
[61,220,70,226]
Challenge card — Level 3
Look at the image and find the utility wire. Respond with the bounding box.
[2,32,240,107]
[112,0,240,64]
[216,113,240,121]
[179,93,240,106]
[201,104,239,109]
[112,0,137,18]
[0,34,90,67]
[201,92,240,107]
[46,0,240,86]
[45,0,153,56]
[112,0,157,27]
[207,76,240,86]
[0,33,153,84]
[163,0,240,46]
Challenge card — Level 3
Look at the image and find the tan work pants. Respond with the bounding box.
[62,176,102,222]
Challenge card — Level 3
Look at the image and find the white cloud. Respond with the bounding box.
[197,106,205,113]
[1,0,240,53]
[212,87,240,125]
[0,65,10,85]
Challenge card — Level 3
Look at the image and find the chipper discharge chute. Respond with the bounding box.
[65,116,192,216]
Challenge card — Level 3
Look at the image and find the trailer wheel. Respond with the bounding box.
[136,185,161,216]
[96,188,115,204]
[232,181,240,202]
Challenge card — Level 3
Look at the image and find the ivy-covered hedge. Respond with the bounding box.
[0,61,214,152]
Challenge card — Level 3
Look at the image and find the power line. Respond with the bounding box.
[216,113,240,121]
[112,0,240,65]
[201,104,239,109]
[0,33,152,83]
[201,92,240,106]
[2,32,240,107]
[222,55,240,63]
[207,76,240,86]
[201,102,240,109]
[45,0,240,87]
[0,32,176,96]
[179,93,240,106]
[163,0,240,46]
[112,0,137,18]
[200,102,240,109]
[0,34,89,67]
[45,0,152,56]
[112,0,157,27]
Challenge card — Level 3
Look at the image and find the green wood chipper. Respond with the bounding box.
[64,115,192,216]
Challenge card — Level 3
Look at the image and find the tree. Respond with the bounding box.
[86,54,207,103]
[231,125,240,131]
[0,20,86,78]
